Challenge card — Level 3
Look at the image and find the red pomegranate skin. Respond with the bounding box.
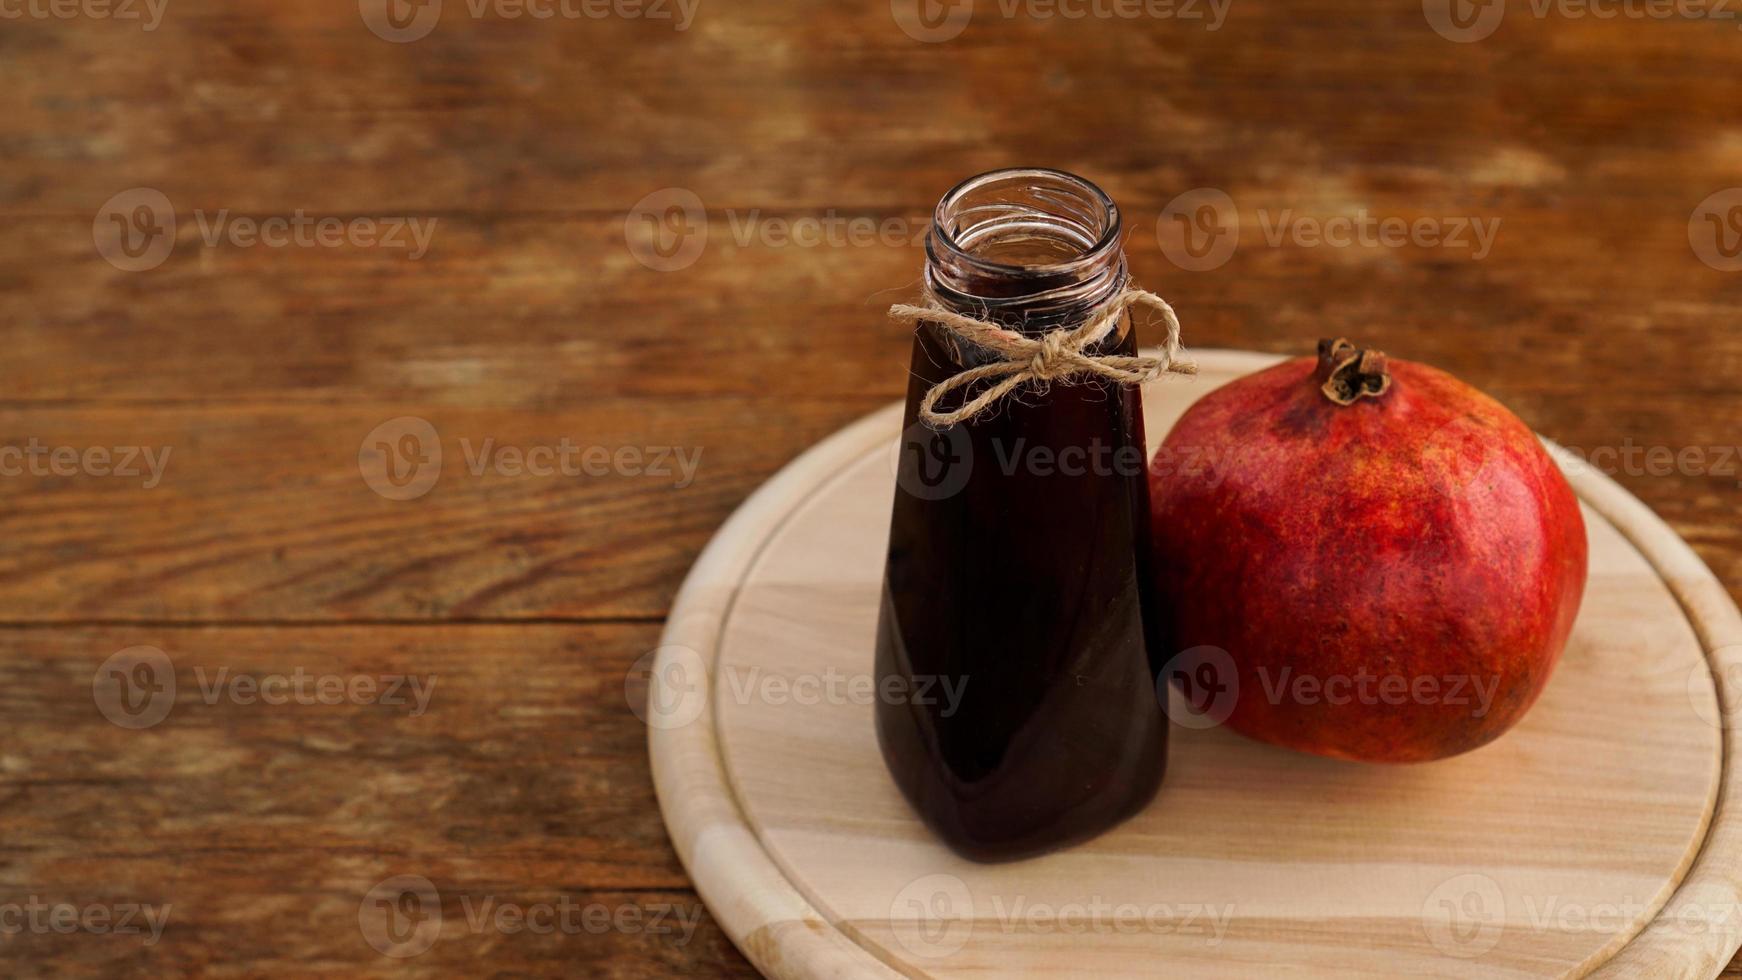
[1150,342,1588,762]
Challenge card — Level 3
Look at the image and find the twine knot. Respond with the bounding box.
[888,287,1198,427]
[1029,331,1073,381]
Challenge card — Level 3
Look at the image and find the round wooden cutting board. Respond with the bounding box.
[647,349,1742,979]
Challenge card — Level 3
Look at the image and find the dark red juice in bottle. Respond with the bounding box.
[875,169,1168,862]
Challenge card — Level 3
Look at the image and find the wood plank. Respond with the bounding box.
[0,624,688,889]
[2,1,1741,212]
[0,209,1737,620]
[0,886,758,977]
[0,620,764,973]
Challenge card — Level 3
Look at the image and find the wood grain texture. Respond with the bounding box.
[653,356,1742,979]
[2,0,1740,973]
[0,623,765,974]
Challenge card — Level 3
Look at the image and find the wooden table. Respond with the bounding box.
[3,0,1739,975]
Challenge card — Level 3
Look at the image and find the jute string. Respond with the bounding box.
[888,287,1198,427]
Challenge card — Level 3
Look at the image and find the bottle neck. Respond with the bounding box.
[923,168,1128,335]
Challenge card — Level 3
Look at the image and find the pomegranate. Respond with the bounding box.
[1150,339,1588,762]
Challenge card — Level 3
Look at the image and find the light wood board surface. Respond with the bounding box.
[650,350,1742,979]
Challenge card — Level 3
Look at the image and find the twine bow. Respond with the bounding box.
[888,287,1198,427]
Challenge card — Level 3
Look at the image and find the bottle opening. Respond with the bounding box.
[926,168,1126,328]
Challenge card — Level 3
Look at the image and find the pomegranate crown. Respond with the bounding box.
[1316,338,1392,406]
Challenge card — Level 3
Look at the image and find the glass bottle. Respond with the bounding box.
[875,168,1168,862]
